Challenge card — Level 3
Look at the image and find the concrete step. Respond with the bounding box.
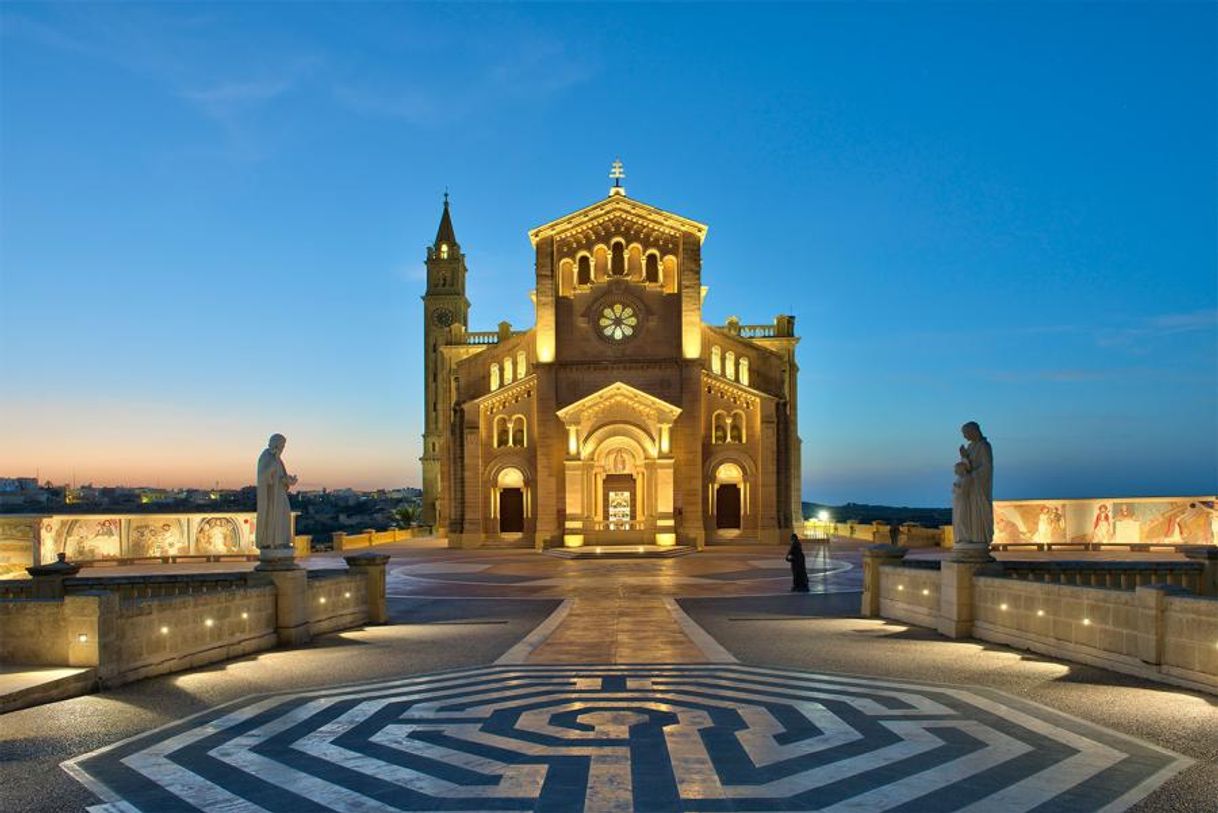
[0,666,97,714]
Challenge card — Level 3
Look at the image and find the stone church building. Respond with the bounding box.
[420,172,801,549]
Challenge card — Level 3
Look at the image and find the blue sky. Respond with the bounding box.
[1,2,1215,505]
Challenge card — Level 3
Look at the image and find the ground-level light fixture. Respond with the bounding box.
[817,510,830,522]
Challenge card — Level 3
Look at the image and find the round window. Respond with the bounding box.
[598,302,638,341]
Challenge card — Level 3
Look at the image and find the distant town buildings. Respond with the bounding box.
[0,477,422,537]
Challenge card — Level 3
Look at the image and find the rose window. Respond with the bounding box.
[599,302,638,341]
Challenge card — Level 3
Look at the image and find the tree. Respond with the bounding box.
[393,503,419,528]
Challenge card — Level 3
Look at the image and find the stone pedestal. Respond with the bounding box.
[861,544,907,617]
[254,546,298,572]
[950,539,995,564]
[26,552,81,599]
[937,560,1000,638]
[263,569,311,646]
[344,553,390,625]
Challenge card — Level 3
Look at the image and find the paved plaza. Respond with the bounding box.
[3,542,1217,812]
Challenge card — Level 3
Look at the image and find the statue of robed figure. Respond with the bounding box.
[256,433,298,550]
[952,421,995,561]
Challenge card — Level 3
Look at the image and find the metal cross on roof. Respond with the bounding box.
[610,158,625,186]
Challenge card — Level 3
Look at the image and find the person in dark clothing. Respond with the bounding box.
[786,533,810,592]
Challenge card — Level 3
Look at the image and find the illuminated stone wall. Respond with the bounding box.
[0,511,282,574]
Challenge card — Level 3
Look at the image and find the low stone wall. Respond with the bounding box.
[333,526,430,551]
[0,553,390,696]
[0,600,68,664]
[113,586,278,685]
[306,571,369,636]
[1163,594,1218,687]
[863,544,1218,694]
[878,565,941,629]
[973,577,1142,673]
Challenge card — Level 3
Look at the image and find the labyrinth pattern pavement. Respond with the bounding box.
[65,664,1189,813]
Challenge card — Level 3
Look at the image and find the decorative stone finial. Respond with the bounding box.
[609,158,626,196]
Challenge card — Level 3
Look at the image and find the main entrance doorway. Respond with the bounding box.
[602,473,636,530]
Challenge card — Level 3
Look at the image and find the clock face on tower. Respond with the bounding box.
[432,308,455,327]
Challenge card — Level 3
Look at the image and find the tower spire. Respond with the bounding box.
[435,192,457,246]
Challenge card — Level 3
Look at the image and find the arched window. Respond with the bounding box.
[729,410,746,443]
[516,350,526,378]
[577,255,591,286]
[512,416,526,447]
[711,345,722,375]
[490,363,500,391]
[712,411,728,444]
[494,415,509,448]
[627,244,642,278]
[739,357,750,386]
[725,351,736,381]
[644,252,660,283]
[503,355,514,385]
[439,243,449,259]
[594,245,609,279]
[610,241,626,276]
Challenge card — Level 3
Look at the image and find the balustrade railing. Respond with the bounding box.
[464,331,501,345]
[999,560,1204,593]
[64,573,255,602]
[736,324,777,338]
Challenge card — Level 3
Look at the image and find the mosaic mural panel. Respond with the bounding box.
[995,498,1217,546]
[61,518,122,561]
[195,516,246,555]
[127,518,187,557]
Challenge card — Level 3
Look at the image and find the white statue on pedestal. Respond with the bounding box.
[256,433,297,550]
[952,421,994,561]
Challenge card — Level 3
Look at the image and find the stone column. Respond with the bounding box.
[1182,546,1218,596]
[938,561,1001,638]
[1135,583,1189,665]
[64,591,118,682]
[259,569,311,646]
[861,543,906,617]
[345,553,390,624]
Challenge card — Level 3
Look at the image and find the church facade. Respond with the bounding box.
[420,174,801,549]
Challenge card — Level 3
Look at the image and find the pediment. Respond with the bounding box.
[529,195,708,248]
[556,382,682,427]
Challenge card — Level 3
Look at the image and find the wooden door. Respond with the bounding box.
[716,484,741,529]
[499,488,524,533]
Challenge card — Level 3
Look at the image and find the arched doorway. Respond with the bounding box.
[714,462,743,530]
[602,447,638,530]
[497,467,525,534]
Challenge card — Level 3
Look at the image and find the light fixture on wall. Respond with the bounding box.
[921,589,930,596]
[241,612,248,620]
[76,633,88,644]
[160,626,169,635]
[204,618,214,628]
[344,592,350,599]
[1000,603,1008,611]
[1036,610,1045,617]
[320,596,327,604]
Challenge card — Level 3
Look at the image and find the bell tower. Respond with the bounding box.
[420,193,469,528]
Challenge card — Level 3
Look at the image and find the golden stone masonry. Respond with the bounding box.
[420,171,801,549]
